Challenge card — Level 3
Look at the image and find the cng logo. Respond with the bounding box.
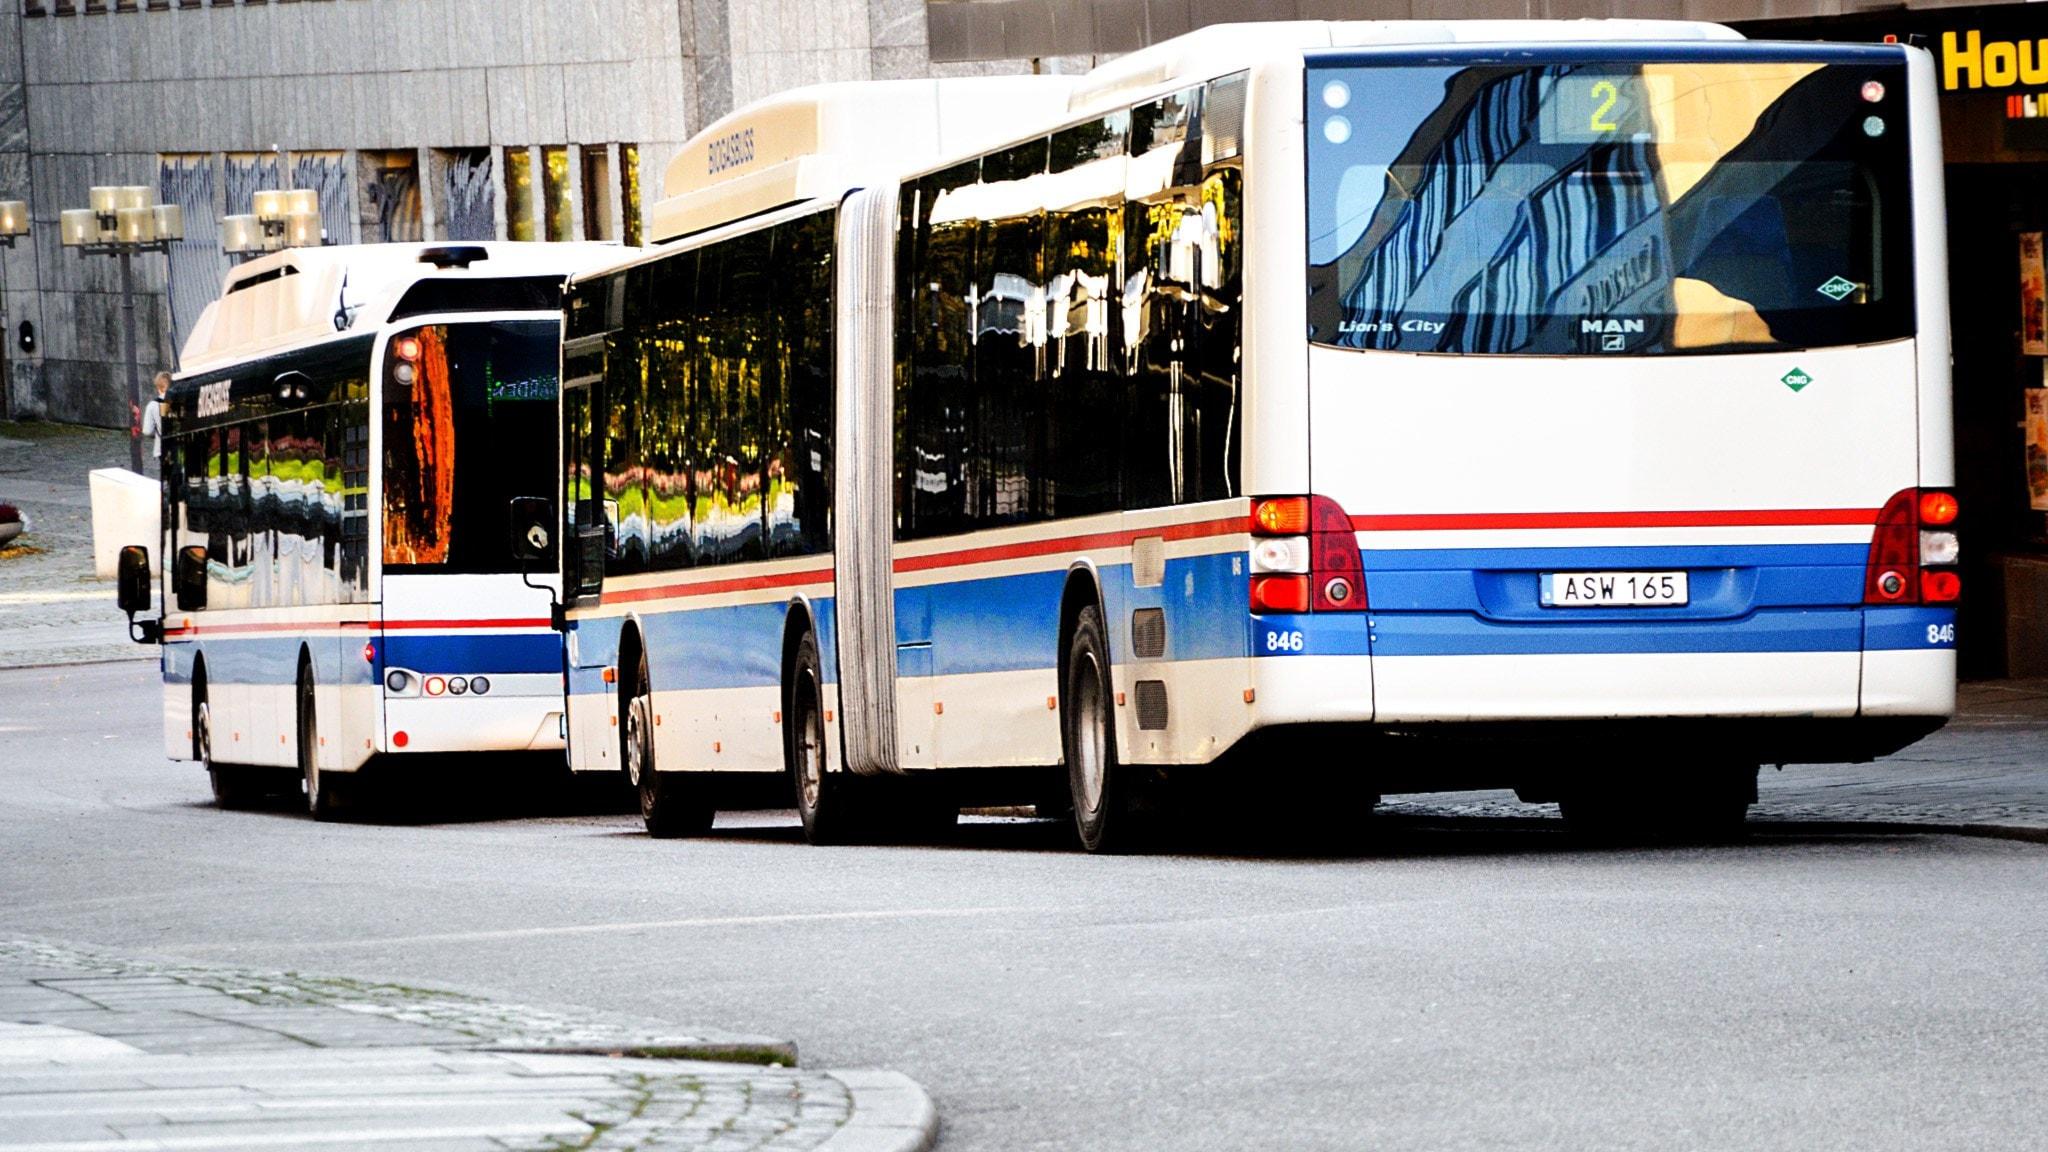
[1781,367,1814,393]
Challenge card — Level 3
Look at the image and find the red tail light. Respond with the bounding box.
[1308,495,1365,611]
[1864,488,1959,605]
[1249,495,1367,613]
[1251,575,1310,613]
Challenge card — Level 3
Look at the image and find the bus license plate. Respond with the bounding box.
[1540,571,1688,608]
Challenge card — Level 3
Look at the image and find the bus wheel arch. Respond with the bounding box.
[1056,562,1106,704]
[1056,562,1151,852]
[189,653,209,763]
[779,597,816,732]
[620,616,711,839]
[299,646,347,820]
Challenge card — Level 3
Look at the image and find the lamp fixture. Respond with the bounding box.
[224,186,327,259]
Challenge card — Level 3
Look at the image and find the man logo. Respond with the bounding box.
[1581,318,1645,335]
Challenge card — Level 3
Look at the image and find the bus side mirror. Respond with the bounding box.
[509,496,552,562]
[174,545,208,611]
[116,545,151,615]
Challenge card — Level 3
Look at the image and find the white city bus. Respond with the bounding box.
[119,242,621,818]
[558,20,1957,850]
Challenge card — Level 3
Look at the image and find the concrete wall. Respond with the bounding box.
[0,0,997,429]
[924,0,2031,62]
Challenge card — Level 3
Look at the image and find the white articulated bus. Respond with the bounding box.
[116,242,623,818]
[558,19,1956,851]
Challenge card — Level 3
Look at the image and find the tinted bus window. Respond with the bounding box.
[384,319,562,573]
[1306,55,1914,356]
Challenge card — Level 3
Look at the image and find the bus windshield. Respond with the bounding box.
[383,318,560,573]
[1306,53,1913,356]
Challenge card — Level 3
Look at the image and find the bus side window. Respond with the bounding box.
[1045,111,1128,520]
[642,250,698,573]
[767,210,834,557]
[899,160,979,541]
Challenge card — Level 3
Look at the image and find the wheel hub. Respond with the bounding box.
[1073,653,1106,815]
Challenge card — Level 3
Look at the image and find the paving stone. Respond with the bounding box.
[0,938,920,1152]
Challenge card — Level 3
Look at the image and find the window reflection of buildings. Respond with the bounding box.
[898,77,1242,540]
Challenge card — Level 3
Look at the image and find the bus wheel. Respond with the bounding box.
[627,651,711,839]
[787,629,860,845]
[197,676,265,809]
[300,668,350,821]
[1064,604,1148,854]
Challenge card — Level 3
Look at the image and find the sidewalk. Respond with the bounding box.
[0,938,936,1152]
[0,423,152,670]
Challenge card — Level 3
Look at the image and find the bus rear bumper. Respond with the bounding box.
[1245,649,1951,765]
[382,696,565,754]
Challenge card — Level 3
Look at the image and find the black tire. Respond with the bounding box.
[300,666,352,821]
[1559,763,1756,844]
[788,629,864,845]
[197,671,267,809]
[627,647,712,839]
[1063,604,1149,854]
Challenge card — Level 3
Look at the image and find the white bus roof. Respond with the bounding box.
[651,76,1076,242]
[179,241,627,375]
[1069,19,1744,114]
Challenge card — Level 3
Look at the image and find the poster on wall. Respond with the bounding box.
[2028,388,2048,512]
[2023,233,2047,356]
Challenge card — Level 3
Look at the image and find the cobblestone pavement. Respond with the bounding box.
[0,938,933,1152]
[1380,678,2048,835]
[0,423,152,670]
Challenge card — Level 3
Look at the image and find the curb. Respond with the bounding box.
[817,1069,940,1152]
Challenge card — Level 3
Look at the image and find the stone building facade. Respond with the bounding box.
[0,0,966,427]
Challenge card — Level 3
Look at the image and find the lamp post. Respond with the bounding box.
[222,187,324,262]
[60,185,184,473]
[0,200,29,424]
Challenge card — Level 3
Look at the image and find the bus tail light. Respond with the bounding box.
[1864,488,1959,605]
[1251,575,1311,614]
[1250,495,1367,613]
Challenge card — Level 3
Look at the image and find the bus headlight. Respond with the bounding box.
[469,676,490,696]
[448,676,468,696]
[384,669,420,697]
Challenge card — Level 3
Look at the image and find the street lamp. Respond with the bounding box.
[0,200,28,424]
[222,188,324,262]
[61,185,183,473]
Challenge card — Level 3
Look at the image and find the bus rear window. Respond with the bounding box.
[1306,54,1914,356]
[383,319,560,573]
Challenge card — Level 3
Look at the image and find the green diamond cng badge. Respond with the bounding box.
[1781,367,1813,392]
[1816,276,1859,301]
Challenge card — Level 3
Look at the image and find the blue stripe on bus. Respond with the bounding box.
[1865,606,1957,651]
[161,636,379,688]
[381,632,562,675]
[567,542,1922,691]
[1365,608,1867,658]
[1357,542,1868,572]
[163,632,562,686]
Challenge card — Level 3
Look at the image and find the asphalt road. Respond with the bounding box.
[2,661,2045,1151]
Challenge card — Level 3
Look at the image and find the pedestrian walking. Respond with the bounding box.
[140,371,170,476]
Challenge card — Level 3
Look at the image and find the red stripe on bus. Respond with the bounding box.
[1349,508,1881,532]
[597,515,1247,603]
[891,515,1244,574]
[161,617,549,638]
[600,566,833,605]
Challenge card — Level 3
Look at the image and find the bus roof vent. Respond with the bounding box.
[419,245,489,269]
[650,76,1076,243]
